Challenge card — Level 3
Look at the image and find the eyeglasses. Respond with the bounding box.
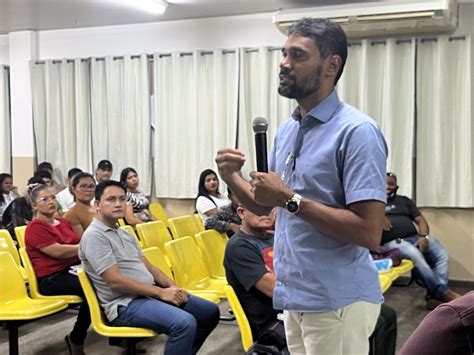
[37,195,57,204]
[78,184,96,191]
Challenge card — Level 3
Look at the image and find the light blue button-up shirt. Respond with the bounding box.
[269,90,387,312]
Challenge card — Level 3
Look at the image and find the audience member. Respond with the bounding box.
[204,188,241,237]
[80,180,220,355]
[64,172,96,237]
[195,169,231,223]
[37,161,64,193]
[34,169,53,187]
[400,291,474,355]
[382,172,460,309]
[119,167,155,225]
[25,184,90,355]
[57,168,82,213]
[0,173,20,219]
[95,160,113,184]
[1,176,42,235]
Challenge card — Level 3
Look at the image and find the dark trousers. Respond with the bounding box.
[369,304,397,355]
[38,268,91,345]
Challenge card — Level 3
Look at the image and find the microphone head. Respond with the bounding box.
[252,117,268,134]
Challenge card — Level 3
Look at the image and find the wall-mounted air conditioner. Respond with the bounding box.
[273,0,458,38]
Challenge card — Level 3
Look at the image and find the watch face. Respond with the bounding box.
[287,201,299,213]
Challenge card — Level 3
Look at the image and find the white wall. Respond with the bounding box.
[0,35,8,64]
[38,12,286,60]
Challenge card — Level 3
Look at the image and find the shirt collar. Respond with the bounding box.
[91,217,119,232]
[291,90,341,124]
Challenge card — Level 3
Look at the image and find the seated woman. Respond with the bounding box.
[25,184,90,354]
[0,173,20,220]
[195,169,230,224]
[120,167,155,226]
[64,172,96,237]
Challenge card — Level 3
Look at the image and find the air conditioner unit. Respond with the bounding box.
[273,0,458,38]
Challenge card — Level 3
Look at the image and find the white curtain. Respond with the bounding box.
[153,50,239,198]
[90,55,152,194]
[338,39,416,197]
[31,59,92,184]
[0,66,10,173]
[238,47,295,174]
[416,35,473,207]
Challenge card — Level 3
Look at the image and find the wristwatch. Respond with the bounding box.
[285,193,302,214]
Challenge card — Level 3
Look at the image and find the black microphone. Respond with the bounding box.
[252,117,268,173]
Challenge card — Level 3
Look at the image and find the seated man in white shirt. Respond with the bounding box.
[56,168,82,213]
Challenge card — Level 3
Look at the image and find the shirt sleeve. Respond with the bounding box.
[196,196,217,214]
[64,210,80,226]
[204,208,230,233]
[80,233,118,276]
[228,241,269,291]
[342,122,388,205]
[405,197,422,219]
[26,222,58,250]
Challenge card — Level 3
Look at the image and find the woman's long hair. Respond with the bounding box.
[119,167,138,191]
[195,169,220,208]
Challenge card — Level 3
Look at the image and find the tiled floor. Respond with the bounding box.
[1,282,471,354]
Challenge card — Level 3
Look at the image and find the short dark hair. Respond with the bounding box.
[34,169,52,180]
[95,180,126,201]
[288,18,348,85]
[37,162,53,171]
[67,168,82,180]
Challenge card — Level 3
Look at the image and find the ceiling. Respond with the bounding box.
[0,0,384,35]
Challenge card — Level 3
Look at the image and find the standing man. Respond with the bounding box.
[216,18,387,354]
[95,160,113,184]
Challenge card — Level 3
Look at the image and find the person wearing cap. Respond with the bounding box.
[383,172,460,310]
[95,160,113,184]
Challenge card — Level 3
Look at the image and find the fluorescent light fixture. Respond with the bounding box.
[116,0,168,15]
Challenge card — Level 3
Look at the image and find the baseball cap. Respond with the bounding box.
[97,160,113,171]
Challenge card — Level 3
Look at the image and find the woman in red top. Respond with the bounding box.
[25,184,89,355]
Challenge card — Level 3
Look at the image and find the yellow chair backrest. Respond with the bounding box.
[19,248,82,304]
[120,225,142,248]
[118,218,126,227]
[194,213,205,232]
[0,230,27,281]
[136,221,172,252]
[195,230,228,278]
[77,267,156,338]
[149,202,170,227]
[142,247,174,281]
[15,226,26,249]
[0,251,29,303]
[224,284,253,351]
[168,215,200,239]
[164,236,211,288]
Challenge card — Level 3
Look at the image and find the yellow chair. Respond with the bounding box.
[120,225,142,248]
[149,202,170,228]
[118,218,126,227]
[0,252,68,355]
[224,285,253,351]
[142,247,220,304]
[165,237,227,298]
[14,225,26,249]
[168,215,200,239]
[77,268,157,353]
[194,213,205,232]
[195,230,228,278]
[136,221,172,253]
[0,230,28,282]
[19,248,82,304]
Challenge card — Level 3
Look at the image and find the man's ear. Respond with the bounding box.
[325,55,342,79]
[236,207,245,219]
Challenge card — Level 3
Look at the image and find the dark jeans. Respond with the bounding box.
[113,295,220,355]
[369,304,397,355]
[38,267,91,345]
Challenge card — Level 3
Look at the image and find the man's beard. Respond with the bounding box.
[278,64,323,100]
